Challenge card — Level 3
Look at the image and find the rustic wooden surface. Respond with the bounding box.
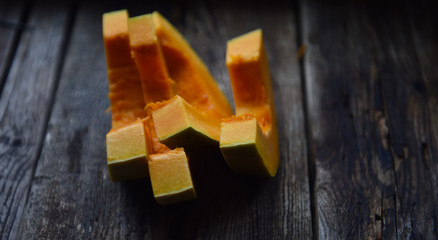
[0,1,73,239]
[301,1,438,239]
[0,0,437,239]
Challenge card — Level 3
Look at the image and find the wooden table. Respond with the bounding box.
[1,0,437,239]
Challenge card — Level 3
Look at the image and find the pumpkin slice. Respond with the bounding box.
[152,12,232,120]
[103,10,149,180]
[148,148,197,205]
[148,95,221,153]
[220,29,279,177]
[103,10,147,129]
[128,14,174,104]
[106,119,149,181]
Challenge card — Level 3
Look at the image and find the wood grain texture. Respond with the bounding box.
[302,1,438,239]
[301,1,398,239]
[0,1,72,239]
[0,0,26,94]
[408,5,438,238]
[17,0,312,239]
[1,0,436,239]
[368,3,438,238]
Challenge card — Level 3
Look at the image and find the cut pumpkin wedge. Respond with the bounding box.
[128,14,174,104]
[103,10,147,129]
[103,10,149,181]
[148,95,221,153]
[152,12,232,120]
[220,29,279,177]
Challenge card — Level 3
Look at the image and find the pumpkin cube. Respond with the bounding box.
[148,149,197,205]
[149,95,221,154]
[220,115,275,177]
[106,119,149,181]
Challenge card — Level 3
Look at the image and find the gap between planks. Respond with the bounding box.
[295,1,318,239]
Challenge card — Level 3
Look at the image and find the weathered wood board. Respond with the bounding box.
[0,1,73,239]
[0,0,436,239]
[301,1,438,239]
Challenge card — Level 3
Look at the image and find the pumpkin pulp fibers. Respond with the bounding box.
[103,10,147,129]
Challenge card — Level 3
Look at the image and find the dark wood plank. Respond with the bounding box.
[367,3,438,238]
[19,0,311,239]
[0,1,72,239]
[0,0,27,94]
[301,1,399,238]
[302,1,438,239]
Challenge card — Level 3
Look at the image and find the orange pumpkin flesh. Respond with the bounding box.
[220,29,279,177]
[152,12,232,120]
[128,14,174,104]
[148,95,221,152]
[103,10,149,181]
[106,119,149,181]
[103,10,147,129]
[148,148,197,205]
[128,12,227,204]
[127,14,197,203]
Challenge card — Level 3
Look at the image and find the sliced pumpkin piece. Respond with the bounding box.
[148,148,197,205]
[103,10,147,129]
[220,29,279,177]
[148,95,220,153]
[103,10,149,181]
[106,119,149,181]
[152,12,232,120]
[128,14,174,104]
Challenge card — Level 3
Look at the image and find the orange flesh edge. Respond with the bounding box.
[103,10,147,129]
[144,111,170,154]
[226,29,275,134]
[222,113,255,123]
[128,14,174,104]
[152,12,232,120]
